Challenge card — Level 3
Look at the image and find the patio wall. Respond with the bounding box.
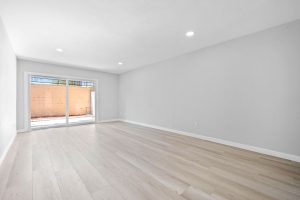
[31,84,94,118]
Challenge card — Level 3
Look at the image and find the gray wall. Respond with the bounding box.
[0,19,16,161]
[17,59,119,130]
[119,20,300,156]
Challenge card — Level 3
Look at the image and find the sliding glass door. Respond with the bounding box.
[68,80,96,124]
[30,76,67,127]
[30,75,96,128]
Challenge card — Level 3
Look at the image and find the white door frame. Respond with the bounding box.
[24,72,99,131]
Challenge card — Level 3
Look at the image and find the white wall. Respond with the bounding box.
[119,20,300,157]
[0,19,16,163]
[17,59,119,130]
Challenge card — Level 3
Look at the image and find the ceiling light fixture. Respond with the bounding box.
[56,48,63,52]
[185,31,195,38]
[118,62,123,65]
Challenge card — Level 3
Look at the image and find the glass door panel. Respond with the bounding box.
[68,80,96,124]
[30,76,67,127]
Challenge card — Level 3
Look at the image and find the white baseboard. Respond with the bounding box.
[17,129,28,133]
[0,133,16,167]
[119,119,300,163]
[98,119,121,123]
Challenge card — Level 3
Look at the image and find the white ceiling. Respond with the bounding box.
[1,0,300,74]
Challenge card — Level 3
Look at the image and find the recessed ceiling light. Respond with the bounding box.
[56,48,63,52]
[118,62,123,65]
[185,31,195,38]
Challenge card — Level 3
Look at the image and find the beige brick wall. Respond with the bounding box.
[31,84,94,118]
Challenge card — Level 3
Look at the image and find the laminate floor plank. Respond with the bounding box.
[32,131,63,200]
[0,122,299,200]
[2,134,32,200]
[0,136,21,199]
[97,125,273,200]
[64,127,186,200]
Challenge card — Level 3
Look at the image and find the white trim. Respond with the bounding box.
[31,121,95,131]
[17,129,28,133]
[66,79,69,124]
[0,133,16,167]
[24,72,31,132]
[119,119,300,163]
[98,119,121,123]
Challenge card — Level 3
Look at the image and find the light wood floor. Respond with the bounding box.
[0,122,300,200]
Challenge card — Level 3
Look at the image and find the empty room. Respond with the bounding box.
[0,0,300,199]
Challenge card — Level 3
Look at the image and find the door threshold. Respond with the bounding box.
[30,121,96,131]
